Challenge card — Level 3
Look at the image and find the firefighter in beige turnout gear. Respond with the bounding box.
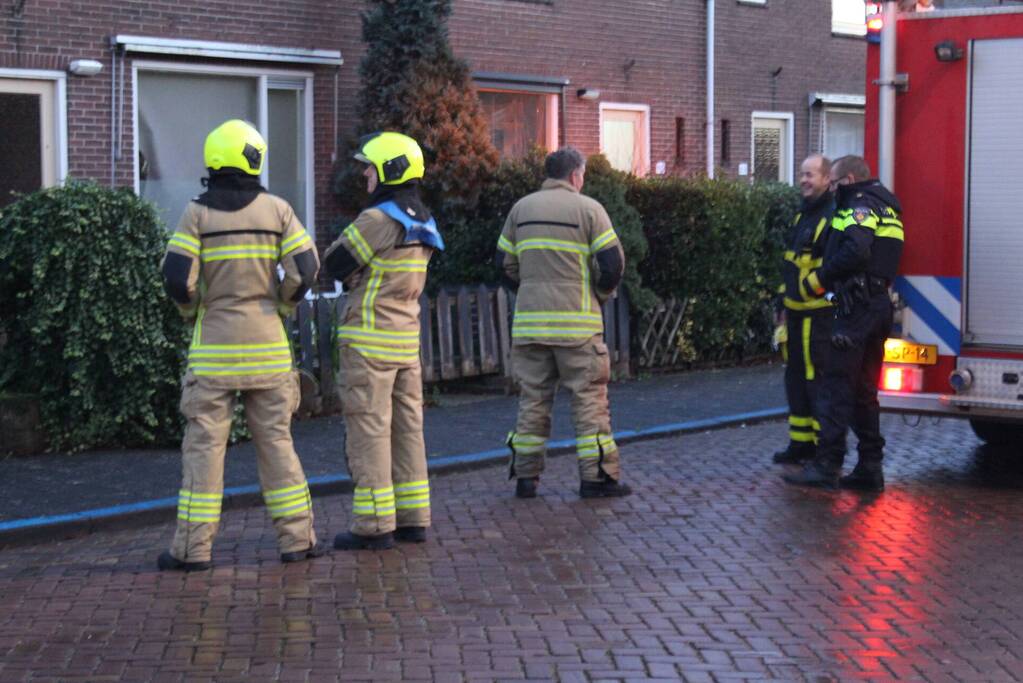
[324,132,443,551]
[158,119,323,571]
[498,147,630,499]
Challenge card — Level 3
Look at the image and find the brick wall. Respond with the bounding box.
[714,0,866,178]
[2,0,865,245]
[1,0,355,237]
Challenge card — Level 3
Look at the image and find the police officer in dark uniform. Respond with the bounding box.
[772,155,835,464]
[783,155,904,491]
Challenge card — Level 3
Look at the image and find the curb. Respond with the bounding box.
[0,406,786,548]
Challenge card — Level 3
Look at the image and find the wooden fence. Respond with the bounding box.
[635,297,692,369]
[286,286,631,409]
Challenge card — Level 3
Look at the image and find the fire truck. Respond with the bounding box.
[866,3,1023,444]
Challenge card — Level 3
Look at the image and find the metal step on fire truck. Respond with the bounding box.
[866,2,1023,445]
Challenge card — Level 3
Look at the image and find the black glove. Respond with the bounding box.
[831,332,854,350]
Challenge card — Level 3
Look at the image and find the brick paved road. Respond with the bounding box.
[2,415,1023,682]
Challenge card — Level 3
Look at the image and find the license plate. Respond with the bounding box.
[884,339,938,366]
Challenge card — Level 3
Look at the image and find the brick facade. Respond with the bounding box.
[2,0,864,242]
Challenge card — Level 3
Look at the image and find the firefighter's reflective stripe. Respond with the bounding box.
[782,218,832,312]
[344,224,374,263]
[512,311,603,339]
[497,235,516,254]
[169,232,201,255]
[590,228,617,252]
[353,486,395,517]
[201,244,280,262]
[802,317,815,382]
[281,230,312,256]
[395,480,430,510]
[788,415,819,443]
[576,433,617,459]
[262,482,312,519]
[508,432,546,455]
[515,238,589,255]
[178,489,223,523]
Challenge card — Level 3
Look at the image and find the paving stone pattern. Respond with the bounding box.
[2,415,1023,682]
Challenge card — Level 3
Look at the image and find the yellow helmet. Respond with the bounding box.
[355,132,425,185]
[204,119,266,176]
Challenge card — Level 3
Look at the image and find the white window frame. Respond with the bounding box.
[822,106,865,158]
[0,68,69,185]
[750,110,795,184]
[131,60,315,235]
[598,102,652,176]
[832,0,867,37]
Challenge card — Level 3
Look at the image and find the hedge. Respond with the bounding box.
[0,181,187,451]
[628,177,798,362]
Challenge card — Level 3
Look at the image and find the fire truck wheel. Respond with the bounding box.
[969,419,1023,447]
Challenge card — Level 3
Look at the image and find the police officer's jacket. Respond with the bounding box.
[497,178,625,347]
[781,191,834,315]
[806,179,904,294]
[162,173,319,388]
[323,186,440,366]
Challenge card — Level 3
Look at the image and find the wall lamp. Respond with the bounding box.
[68,59,104,76]
[934,40,963,63]
[576,88,600,101]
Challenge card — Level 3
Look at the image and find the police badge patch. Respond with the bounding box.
[852,207,869,224]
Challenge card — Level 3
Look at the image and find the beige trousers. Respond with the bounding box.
[169,371,316,563]
[338,347,430,536]
[508,338,620,483]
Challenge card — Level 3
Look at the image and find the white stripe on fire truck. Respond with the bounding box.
[894,276,961,356]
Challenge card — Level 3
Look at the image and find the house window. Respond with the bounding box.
[721,119,731,164]
[477,90,559,158]
[823,108,865,158]
[135,64,313,229]
[832,0,867,37]
[675,117,685,165]
[600,103,651,176]
[0,70,67,208]
[751,112,794,183]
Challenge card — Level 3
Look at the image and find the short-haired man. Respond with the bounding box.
[497,147,629,499]
[772,154,835,465]
[784,155,904,491]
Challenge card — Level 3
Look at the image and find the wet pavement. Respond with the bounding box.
[3,415,1023,682]
[0,364,784,522]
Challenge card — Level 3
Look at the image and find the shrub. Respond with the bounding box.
[628,177,799,362]
[0,181,187,451]
[334,0,499,214]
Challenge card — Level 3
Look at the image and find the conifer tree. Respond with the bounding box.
[336,0,498,211]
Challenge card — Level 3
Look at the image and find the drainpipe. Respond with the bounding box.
[706,0,715,179]
[878,0,898,189]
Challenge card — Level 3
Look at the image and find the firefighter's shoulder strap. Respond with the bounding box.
[375,200,445,252]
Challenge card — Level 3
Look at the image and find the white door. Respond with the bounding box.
[600,106,649,176]
[965,38,1023,348]
[0,78,57,207]
[751,115,792,184]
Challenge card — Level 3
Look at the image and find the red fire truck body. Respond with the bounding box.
[866,6,1023,443]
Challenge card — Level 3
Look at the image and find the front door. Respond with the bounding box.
[0,78,57,207]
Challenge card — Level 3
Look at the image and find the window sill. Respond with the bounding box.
[736,0,767,6]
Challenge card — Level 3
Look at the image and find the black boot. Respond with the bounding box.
[333,531,394,551]
[394,526,427,543]
[580,478,632,498]
[840,462,885,492]
[157,551,211,572]
[782,459,840,489]
[772,443,816,464]
[280,542,327,563]
[515,477,538,499]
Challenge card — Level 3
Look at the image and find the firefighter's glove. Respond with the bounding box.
[772,323,787,352]
[831,332,854,351]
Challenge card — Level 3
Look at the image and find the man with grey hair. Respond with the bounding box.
[496,147,629,499]
[772,154,835,465]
